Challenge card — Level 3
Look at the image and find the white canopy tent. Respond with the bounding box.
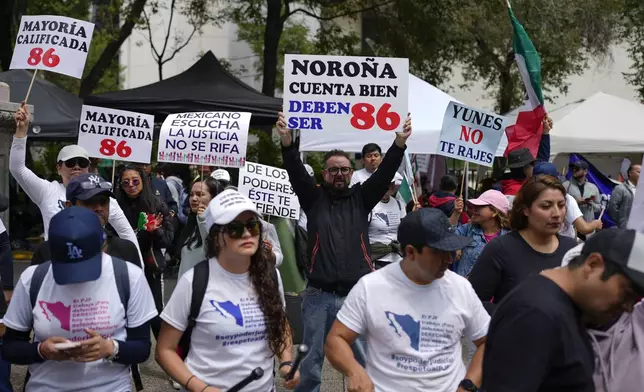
[299,74,508,156]
[550,92,644,155]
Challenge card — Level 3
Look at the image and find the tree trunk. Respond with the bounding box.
[261,0,284,97]
[0,0,18,71]
[497,50,516,114]
[158,62,163,81]
[79,0,148,98]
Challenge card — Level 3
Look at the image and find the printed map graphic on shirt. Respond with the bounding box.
[210,300,244,327]
[385,311,420,351]
[374,213,390,226]
[39,301,72,331]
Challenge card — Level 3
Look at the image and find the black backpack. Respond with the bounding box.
[177,259,210,359]
[28,257,144,391]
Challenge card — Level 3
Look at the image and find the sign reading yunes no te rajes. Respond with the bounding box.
[78,105,154,164]
[436,102,507,167]
[157,111,251,168]
[283,54,409,133]
[10,15,95,79]
[238,162,300,220]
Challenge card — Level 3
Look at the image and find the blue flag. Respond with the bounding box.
[567,154,616,227]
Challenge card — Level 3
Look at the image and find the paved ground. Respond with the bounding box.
[8,261,346,392]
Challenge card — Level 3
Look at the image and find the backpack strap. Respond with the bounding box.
[178,260,209,359]
[111,257,130,315]
[30,261,51,309]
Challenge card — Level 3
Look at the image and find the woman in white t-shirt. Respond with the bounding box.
[10,105,140,256]
[1,207,157,392]
[156,190,299,392]
[368,173,406,269]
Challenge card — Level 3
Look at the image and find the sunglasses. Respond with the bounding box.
[61,158,90,169]
[326,167,351,175]
[80,180,113,190]
[223,219,261,239]
[121,178,141,188]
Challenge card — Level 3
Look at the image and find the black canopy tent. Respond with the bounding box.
[0,70,82,139]
[86,51,282,125]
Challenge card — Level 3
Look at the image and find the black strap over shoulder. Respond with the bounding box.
[177,260,209,359]
[29,261,51,309]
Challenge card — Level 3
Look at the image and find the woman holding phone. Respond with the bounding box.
[115,165,174,339]
[156,190,299,392]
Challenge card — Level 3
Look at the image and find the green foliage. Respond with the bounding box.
[245,129,283,167]
[624,0,644,102]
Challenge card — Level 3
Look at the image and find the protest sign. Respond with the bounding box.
[238,162,300,220]
[11,15,95,79]
[78,105,154,164]
[158,111,251,168]
[436,102,508,167]
[283,54,408,134]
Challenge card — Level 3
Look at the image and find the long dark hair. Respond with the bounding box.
[177,177,223,252]
[205,223,288,357]
[510,174,567,231]
[115,165,162,214]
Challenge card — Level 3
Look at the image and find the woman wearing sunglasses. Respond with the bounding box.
[10,105,140,258]
[115,165,174,340]
[156,190,299,392]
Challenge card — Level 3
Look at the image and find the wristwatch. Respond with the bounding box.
[107,339,120,362]
[459,379,478,392]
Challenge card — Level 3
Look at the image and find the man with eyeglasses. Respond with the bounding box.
[276,111,412,392]
[11,105,140,259]
[30,174,141,269]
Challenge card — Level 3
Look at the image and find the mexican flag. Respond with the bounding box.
[398,152,418,204]
[504,3,546,158]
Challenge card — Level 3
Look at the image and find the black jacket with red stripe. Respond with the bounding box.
[282,141,406,294]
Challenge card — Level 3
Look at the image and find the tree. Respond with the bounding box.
[139,0,213,80]
[624,0,644,102]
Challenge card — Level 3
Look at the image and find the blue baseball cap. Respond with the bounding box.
[48,207,104,285]
[398,208,473,252]
[66,174,114,203]
[533,162,559,177]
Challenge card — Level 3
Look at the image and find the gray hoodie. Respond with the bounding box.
[562,244,644,392]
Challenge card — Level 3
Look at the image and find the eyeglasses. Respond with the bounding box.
[223,219,261,239]
[326,167,351,175]
[121,178,141,188]
[61,158,90,169]
[80,180,113,190]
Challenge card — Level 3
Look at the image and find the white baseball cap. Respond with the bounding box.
[304,164,314,177]
[57,145,89,162]
[211,169,231,182]
[205,189,259,230]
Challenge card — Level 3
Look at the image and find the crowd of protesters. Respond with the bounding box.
[0,104,641,392]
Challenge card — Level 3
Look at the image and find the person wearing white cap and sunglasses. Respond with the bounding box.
[156,189,299,392]
[11,105,141,258]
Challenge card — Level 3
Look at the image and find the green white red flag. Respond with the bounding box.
[504,3,546,158]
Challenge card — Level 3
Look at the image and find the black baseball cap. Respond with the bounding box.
[49,207,104,285]
[398,208,473,252]
[570,161,589,170]
[507,148,535,169]
[581,228,644,293]
[66,174,114,203]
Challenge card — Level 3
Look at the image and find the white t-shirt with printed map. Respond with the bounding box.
[337,263,490,392]
[3,254,157,392]
[161,258,285,392]
[368,198,406,263]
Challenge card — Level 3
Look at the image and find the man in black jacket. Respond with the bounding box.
[276,112,412,392]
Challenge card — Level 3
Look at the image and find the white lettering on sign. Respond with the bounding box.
[436,101,508,167]
[78,105,154,164]
[158,112,251,168]
[238,162,300,220]
[10,15,95,79]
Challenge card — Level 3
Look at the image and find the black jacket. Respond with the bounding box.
[283,141,406,294]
